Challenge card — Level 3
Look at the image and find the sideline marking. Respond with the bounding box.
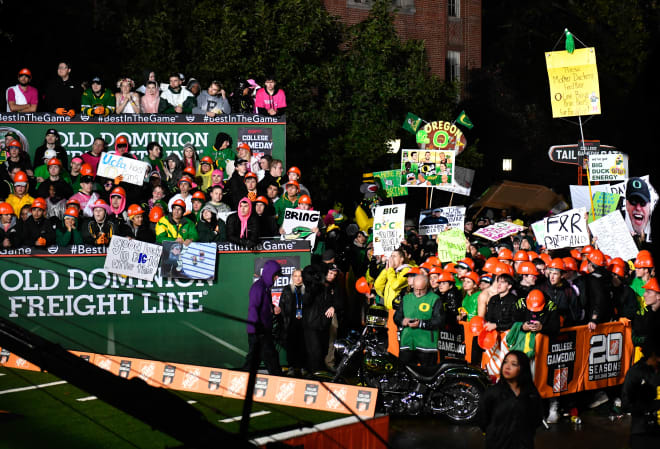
[76,396,98,402]
[0,380,67,395]
[182,322,247,356]
[220,410,271,423]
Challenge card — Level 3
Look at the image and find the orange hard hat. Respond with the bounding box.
[192,191,206,201]
[460,271,480,285]
[547,258,565,271]
[587,249,605,267]
[237,142,251,151]
[284,180,300,190]
[110,186,126,198]
[438,271,455,283]
[405,266,421,276]
[116,135,129,145]
[355,277,371,295]
[47,158,62,167]
[608,263,626,278]
[444,262,458,274]
[171,199,186,210]
[7,139,22,149]
[287,166,301,177]
[634,250,654,269]
[604,254,612,266]
[255,196,269,205]
[31,197,47,210]
[456,257,475,271]
[609,257,626,269]
[0,202,14,215]
[298,195,312,205]
[527,251,539,261]
[426,256,441,266]
[80,163,94,176]
[493,262,510,276]
[127,204,145,217]
[478,329,498,350]
[581,245,594,255]
[570,249,581,259]
[149,206,164,223]
[469,316,485,334]
[64,206,79,219]
[178,175,194,186]
[513,250,528,262]
[200,156,214,165]
[526,289,546,312]
[429,265,443,275]
[483,257,500,274]
[562,257,578,272]
[419,262,433,272]
[643,278,660,293]
[579,260,589,275]
[18,68,32,78]
[497,248,513,261]
[517,261,539,276]
[539,253,552,265]
[183,166,196,177]
[13,171,28,184]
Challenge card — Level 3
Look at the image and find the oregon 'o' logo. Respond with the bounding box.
[419,303,430,312]
[632,179,642,189]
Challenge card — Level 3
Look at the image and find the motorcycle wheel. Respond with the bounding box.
[431,379,483,424]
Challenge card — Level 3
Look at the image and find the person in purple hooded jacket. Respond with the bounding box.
[244,259,283,375]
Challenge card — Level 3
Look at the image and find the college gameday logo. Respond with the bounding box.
[546,331,577,393]
[588,332,623,381]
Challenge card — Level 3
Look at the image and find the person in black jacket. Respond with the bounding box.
[622,330,660,448]
[253,196,278,238]
[583,250,614,332]
[81,200,117,246]
[478,350,543,449]
[302,263,338,373]
[225,158,249,210]
[32,129,69,169]
[22,198,56,247]
[226,197,259,248]
[196,205,226,242]
[513,289,560,336]
[119,204,155,243]
[485,274,518,332]
[42,62,81,113]
[539,258,583,327]
[278,269,307,376]
[0,202,21,248]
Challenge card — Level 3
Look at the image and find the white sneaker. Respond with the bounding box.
[589,391,609,408]
[547,399,560,423]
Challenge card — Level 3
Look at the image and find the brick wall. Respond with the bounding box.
[323,0,482,83]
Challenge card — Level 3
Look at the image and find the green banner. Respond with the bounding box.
[373,169,408,198]
[588,191,620,223]
[0,112,286,163]
[436,228,467,263]
[0,242,309,369]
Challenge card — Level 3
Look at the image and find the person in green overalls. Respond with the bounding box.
[393,273,446,367]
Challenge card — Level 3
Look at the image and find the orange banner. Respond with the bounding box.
[385,318,634,398]
[0,349,378,417]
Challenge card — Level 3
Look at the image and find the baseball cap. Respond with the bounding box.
[91,76,102,84]
[626,177,651,204]
[234,157,249,165]
[46,129,59,137]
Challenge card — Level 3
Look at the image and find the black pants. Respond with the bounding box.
[399,348,438,367]
[304,327,329,373]
[245,333,281,375]
[285,318,306,370]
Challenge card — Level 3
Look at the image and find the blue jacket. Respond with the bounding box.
[247,260,281,334]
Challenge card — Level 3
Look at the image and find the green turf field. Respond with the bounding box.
[0,367,345,449]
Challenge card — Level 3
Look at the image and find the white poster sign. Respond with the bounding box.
[373,204,406,257]
[97,153,150,186]
[588,211,639,261]
[104,236,163,281]
[588,153,628,182]
[281,208,321,250]
[436,166,475,196]
[473,221,525,242]
[418,206,465,236]
[539,208,589,249]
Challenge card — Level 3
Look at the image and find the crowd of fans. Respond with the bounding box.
[5,63,286,116]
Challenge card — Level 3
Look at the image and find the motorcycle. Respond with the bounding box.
[332,305,491,423]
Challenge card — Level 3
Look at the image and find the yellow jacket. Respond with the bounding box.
[7,193,34,217]
[374,265,411,309]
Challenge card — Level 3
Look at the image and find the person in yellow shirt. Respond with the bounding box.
[374,248,411,309]
[6,171,34,218]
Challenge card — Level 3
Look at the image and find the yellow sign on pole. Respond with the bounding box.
[545,47,601,118]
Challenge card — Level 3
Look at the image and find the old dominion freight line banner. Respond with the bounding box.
[0,240,308,369]
[0,112,286,162]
